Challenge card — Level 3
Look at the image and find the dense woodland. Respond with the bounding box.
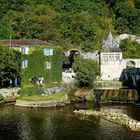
[0,0,140,51]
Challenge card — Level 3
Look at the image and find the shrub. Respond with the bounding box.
[72,56,100,87]
[18,86,45,96]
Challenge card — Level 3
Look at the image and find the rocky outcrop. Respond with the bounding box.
[73,109,140,132]
[15,98,70,108]
[0,88,20,97]
[115,34,140,44]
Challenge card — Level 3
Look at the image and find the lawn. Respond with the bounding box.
[19,91,68,101]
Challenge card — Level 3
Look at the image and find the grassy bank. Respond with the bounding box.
[18,85,94,102]
[19,90,68,101]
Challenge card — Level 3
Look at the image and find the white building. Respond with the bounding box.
[100,32,140,80]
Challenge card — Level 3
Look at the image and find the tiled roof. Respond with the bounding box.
[0,39,55,47]
[102,32,121,52]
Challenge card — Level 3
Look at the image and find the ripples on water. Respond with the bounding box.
[0,103,140,140]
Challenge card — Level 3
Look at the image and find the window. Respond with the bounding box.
[21,47,29,54]
[22,59,28,68]
[44,48,53,56]
[46,61,51,69]
[115,54,120,60]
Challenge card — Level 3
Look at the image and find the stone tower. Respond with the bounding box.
[100,32,123,80]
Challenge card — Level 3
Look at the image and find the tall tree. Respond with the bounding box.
[0,46,21,87]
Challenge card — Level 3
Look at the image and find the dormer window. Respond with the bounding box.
[21,47,29,54]
[44,48,53,56]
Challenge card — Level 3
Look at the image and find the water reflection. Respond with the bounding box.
[0,103,140,140]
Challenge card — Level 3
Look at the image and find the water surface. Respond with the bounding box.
[0,102,140,140]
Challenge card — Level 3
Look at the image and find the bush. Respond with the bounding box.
[18,86,45,96]
[72,56,100,87]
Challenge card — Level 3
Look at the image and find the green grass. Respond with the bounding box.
[19,91,68,101]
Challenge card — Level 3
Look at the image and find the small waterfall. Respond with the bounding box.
[94,89,139,103]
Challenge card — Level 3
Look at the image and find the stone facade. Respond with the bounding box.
[100,32,140,80]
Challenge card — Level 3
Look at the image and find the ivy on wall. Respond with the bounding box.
[21,45,62,86]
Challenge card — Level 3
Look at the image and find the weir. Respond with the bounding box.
[94,89,138,103]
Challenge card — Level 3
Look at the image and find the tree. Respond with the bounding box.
[120,39,140,58]
[0,46,21,87]
[113,2,140,34]
[72,56,100,87]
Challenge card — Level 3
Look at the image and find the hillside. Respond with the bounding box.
[0,0,140,51]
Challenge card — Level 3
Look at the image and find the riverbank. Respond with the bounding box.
[16,97,70,107]
[15,89,71,107]
[0,86,139,108]
[73,109,140,132]
[14,87,93,107]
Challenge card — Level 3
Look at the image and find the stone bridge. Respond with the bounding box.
[120,68,140,88]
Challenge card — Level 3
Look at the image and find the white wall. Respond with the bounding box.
[101,59,140,80]
[62,72,76,83]
[101,64,124,80]
[123,59,140,68]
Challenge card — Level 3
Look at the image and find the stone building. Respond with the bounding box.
[100,32,140,80]
[0,39,62,85]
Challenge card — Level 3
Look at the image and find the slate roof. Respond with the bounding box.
[102,32,121,52]
[0,39,55,47]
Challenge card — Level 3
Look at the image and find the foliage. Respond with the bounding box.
[120,39,140,58]
[19,90,68,101]
[0,0,139,51]
[21,46,62,86]
[0,45,21,87]
[0,1,127,50]
[18,86,45,96]
[72,56,100,87]
[112,1,140,34]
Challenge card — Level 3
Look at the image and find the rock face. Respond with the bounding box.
[115,34,140,44]
[0,88,20,97]
[15,98,70,108]
[73,109,140,132]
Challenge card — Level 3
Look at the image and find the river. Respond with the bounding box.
[0,102,140,140]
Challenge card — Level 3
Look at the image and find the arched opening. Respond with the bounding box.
[62,50,80,70]
[126,61,136,69]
